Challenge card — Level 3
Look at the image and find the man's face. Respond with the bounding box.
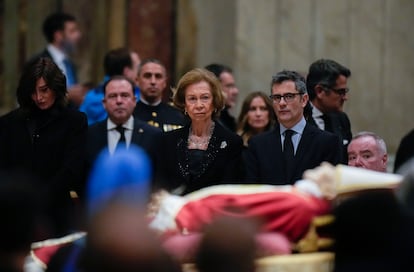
[219,71,238,108]
[316,75,349,112]
[60,21,81,53]
[136,62,166,104]
[103,79,136,125]
[271,80,308,128]
[347,136,387,172]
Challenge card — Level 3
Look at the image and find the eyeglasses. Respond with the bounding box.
[269,93,303,103]
[324,87,350,96]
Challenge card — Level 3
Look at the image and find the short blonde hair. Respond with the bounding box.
[173,68,225,119]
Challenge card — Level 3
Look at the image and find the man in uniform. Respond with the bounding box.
[133,59,185,132]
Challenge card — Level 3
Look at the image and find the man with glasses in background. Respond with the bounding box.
[244,70,340,185]
[205,63,239,132]
[306,59,352,164]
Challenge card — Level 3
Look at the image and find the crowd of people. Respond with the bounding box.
[1,11,414,272]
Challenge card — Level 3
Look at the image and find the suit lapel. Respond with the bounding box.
[327,113,344,141]
[272,127,284,165]
[307,116,317,127]
[88,121,108,161]
[268,126,286,181]
[98,122,109,151]
[294,124,315,167]
[131,120,143,145]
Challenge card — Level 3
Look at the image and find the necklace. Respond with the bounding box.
[188,122,215,149]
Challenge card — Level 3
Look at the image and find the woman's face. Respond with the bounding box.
[184,81,214,123]
[31,77,56,110]
[247,96,270,132]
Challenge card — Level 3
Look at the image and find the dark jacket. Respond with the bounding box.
[154,121,245,194]
[86,117,162,174]
[394,129,414,172]
[308,111,352,164]
[0,106,87,235]
[218,106,237,132]
[244,123,341,185]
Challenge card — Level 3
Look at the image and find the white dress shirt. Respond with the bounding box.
[279,117,306,155]
[310,102,326,130]
[107,116,134,154]
[47,44,68,77]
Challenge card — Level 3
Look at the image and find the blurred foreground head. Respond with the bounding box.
[86,144,152,218]
[83,145,180,271]
[333,159,414,271]
[0,171,41,272]
[395,158,414,217]
[82,203,181,272]
[196,216,257,272]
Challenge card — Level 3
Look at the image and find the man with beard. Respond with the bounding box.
[30,12,85,107]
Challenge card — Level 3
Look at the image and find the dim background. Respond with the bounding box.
[0,0,413,162]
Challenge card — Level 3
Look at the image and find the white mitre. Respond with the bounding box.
[303,162,403,200]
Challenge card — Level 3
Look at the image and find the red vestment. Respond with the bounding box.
[174,190,331,242]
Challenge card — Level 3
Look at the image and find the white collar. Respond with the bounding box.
[279,117,306,136]
[47,44,67,63]
[139,97,162,106]
[310,101,324,118]
[107,116,134,131]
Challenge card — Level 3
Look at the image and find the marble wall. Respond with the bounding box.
[1,0,413,155]
[176,0,414,154]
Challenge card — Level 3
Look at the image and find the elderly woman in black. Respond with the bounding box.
[0,57,87,237]
[154,68,244,195]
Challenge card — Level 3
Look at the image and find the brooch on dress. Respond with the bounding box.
[220,141,227,149]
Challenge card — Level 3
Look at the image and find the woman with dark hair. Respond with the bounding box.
[0,57,87,237]
[237,91,276,146]
[154,68,244,195]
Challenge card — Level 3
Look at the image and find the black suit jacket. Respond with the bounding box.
[394,129,414,172]
[86,118,161,170]
[308,111,352,164]
[154,121,245,194]
[244,123,341,185]
[218,106,237,132]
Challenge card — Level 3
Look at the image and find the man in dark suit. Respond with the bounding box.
[87,76,161,175]
[305,59,352,164]
[394,129,414,173]
[30,12,86,107]
[80,47,141,125]
[205,63,239,132]
[244,70,340,185]
[133,59,186,132]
